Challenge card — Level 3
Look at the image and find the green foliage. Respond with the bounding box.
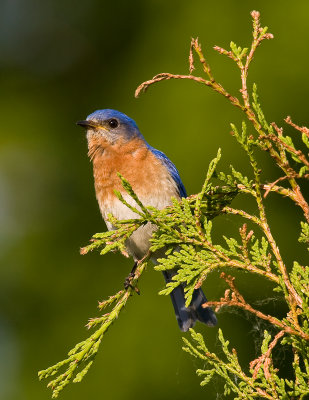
[290,262,309,313]
[299,222,309,250]
[184,325,309,399]
[252,83,274,134]
[38,166,238,398]
[38,268,147,398]
[170,10,309,400]
[39,10,309,400]
[230,41,248,61]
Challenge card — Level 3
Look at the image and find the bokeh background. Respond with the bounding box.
[0,1,309,399]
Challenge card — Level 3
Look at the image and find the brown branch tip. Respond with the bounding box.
[285,116,309,138]
[250,330,285,381]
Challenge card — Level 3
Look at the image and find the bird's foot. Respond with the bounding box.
[124,262,140,294]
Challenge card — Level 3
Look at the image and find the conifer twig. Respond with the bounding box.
[203,273,309,341]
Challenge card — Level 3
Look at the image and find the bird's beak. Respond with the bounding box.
[76,120,100,129]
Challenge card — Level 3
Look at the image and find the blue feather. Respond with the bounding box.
[147,146,187,198]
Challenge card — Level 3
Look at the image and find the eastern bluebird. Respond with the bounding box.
[77,109,217,331]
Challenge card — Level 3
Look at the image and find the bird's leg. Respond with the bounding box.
[124,262,140,294]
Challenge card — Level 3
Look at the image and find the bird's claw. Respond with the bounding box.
[124,272,140,295]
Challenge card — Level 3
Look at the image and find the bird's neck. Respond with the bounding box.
[88,136,149,191]
[87,135,109,161]
[88,135,147,160]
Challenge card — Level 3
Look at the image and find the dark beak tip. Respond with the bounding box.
[76,120,89,128]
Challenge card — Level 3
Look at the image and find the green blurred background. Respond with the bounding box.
[1,1,308,399]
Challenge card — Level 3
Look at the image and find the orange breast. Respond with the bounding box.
[89,135,178,211]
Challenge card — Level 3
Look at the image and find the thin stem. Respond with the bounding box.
[135,73,244,110]
[205,273,308,341]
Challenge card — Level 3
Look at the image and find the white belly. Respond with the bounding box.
[99,184,179,261]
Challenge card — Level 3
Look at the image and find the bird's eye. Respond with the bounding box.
[108,119,119,129]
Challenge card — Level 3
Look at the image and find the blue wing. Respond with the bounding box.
[148,146,187,198]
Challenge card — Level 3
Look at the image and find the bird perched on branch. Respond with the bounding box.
[77,109,217,331]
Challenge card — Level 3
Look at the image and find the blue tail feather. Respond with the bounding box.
[162,271,217,331]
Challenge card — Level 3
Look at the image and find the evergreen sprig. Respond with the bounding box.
[38,168,238,398]
[135,9,309,400]
[38,260,148,398]
[40,10,309,399]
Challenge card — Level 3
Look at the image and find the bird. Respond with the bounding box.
[77,109,217,332]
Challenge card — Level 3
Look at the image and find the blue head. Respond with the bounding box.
[77,109,143,144]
